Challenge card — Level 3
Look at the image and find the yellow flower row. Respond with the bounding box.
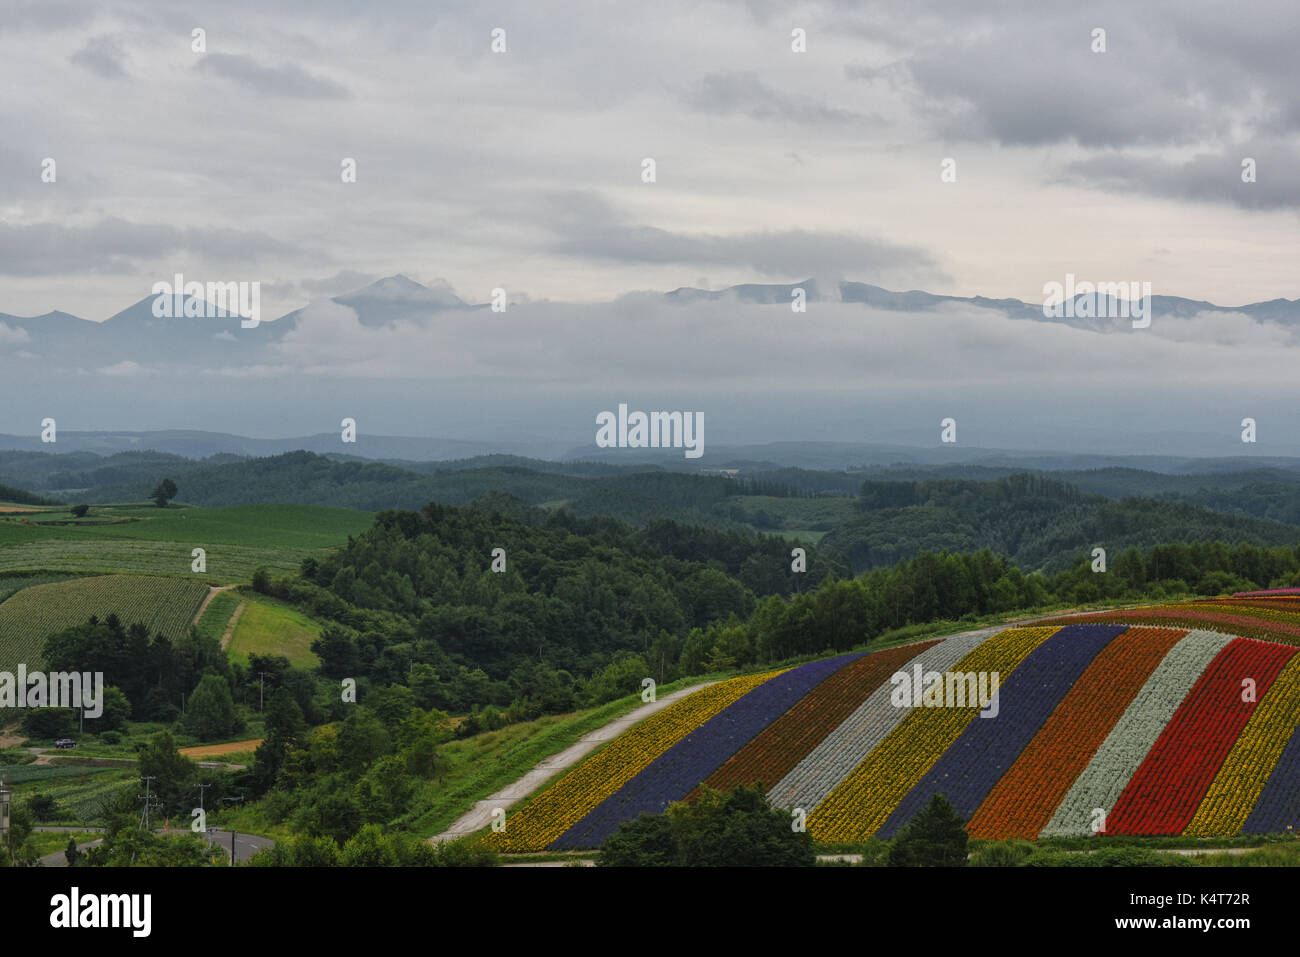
[1183,651,1300,836]
[807,627,1060,843]
[485,669,786,852]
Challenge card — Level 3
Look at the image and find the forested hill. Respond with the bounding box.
[270,499,845,705]
[256,495,1300,719]
[9,448,1300,577]
[74,450,817,529]
[825,473,1300,574]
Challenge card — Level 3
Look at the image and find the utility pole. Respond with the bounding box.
[197,781,211,821]
[0,779,10,861]
[258,672,269,712]
[133,775,156,867]
[139,776,156,831]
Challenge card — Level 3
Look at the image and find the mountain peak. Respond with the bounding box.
[336,274,464,307]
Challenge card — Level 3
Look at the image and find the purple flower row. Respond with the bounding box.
[551,653,863,850]
[877,624,1128,839]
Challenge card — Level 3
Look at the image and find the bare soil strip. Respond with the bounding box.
[179,738,263,758]
[192,584,237,626]
[220,601,248,651]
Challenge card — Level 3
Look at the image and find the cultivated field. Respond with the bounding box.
[0,503,374,583]
[484,599,1300,851]
[0,575,209,672]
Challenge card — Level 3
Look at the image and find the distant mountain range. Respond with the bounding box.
[4,275,1300,367]
[4,275,1297,461]
[663,278,1300,331]
[0,430,563,462]
[3,429,1300,475]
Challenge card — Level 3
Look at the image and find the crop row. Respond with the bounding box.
[0,539,310,583]
[767,628,996,814]
[1186,652,1300,835]
[696,640,943,801]
[551,654,862,849]
[1041,629,1232,837]
[880,624,1128,839]
[1243,710,1300,833]
[807,626,1060,843]
[483,669,785,852]
[967,627,1187,840]
[1053,598,1300,645]
[1107,637,1296,835]
[0,575,209,672]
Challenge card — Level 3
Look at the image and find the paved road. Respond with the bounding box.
[32,825,275,866]
[431,681,718,844]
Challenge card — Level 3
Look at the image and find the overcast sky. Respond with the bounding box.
[2,0,1299,453]
[3,0,1300,320]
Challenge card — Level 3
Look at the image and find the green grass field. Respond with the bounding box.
[0,574,209,672]
[0,504,373,583]
[399,673,733,839]
[227,596,322,668]
[195,590,242,643]
[26,830,100,857]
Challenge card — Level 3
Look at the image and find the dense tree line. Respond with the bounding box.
[282,496,1300,705]
[824,474,1300,573]
[252,501,844,713]
[0,481,61,506]
[37,615,325,741]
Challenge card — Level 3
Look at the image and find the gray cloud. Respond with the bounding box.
[1060,147,1300,211]
[518,190,945,285]
[2,0,1298,319]
[3,0,93,30]
[683,71,880,126]
[552,224,943,284]
[0,219,304,276]
[195,52,348,99]
[70,35,129,79]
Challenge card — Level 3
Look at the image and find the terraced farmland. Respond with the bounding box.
[0,574,209,672]
[484,597,1300,850]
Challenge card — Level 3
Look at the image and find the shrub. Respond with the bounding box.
[888,794,969,867]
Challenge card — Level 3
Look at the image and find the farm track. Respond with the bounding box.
[192,584,237,626]
[220,601,248,651]
[431,680,719,844]
[440,624,1009,848]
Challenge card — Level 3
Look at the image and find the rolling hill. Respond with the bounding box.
[484,596,1300,850]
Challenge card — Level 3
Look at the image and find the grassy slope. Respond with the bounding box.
[195,590,242,643]
[227,596,321,668]
[0,503,374,582]
[403,674,734,840]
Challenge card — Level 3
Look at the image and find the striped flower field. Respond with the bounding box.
[484,597,1300,851]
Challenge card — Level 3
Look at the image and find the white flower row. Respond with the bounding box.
[767,627,999,813]
[1040,629,1232,838]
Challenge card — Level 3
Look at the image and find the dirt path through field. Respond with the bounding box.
[431,680,718,844]
[220,601,248,651]
[0,723,26,748]
[192,584,237,626]
[179,738,263,758]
